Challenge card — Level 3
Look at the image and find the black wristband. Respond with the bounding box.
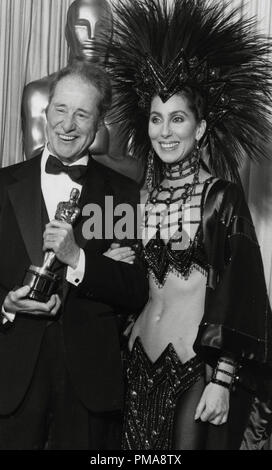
[210,377,232,390]
[218,357,237,367]
[216,368,235,378]
[211,357,239,391]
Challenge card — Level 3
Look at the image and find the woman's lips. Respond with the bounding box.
[159,141,180,151]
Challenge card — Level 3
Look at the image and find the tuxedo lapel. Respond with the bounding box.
[7,156,115,266]
[8,156,45,266]
[74,157,113,251]
[61,158,112,304]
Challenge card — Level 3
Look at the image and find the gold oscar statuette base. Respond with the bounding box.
[23,265,59,303]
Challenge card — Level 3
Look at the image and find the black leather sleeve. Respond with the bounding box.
[78,246,149,313]
[194,181,272,368]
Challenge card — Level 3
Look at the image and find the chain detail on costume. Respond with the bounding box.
[142,174,214,287]
[164,146,200,181]
[122,337,205,450]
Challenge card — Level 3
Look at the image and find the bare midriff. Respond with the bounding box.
[129,268,206,363]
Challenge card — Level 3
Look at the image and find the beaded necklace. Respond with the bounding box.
[144,148,200,230]
[164,149,200,180]
[142,149,208,286]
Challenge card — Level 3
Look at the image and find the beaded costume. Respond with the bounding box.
[123,338,204,450]
[124,155,211,449]
[143,165,212,287]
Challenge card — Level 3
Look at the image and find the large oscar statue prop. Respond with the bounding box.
[23,188,81,302]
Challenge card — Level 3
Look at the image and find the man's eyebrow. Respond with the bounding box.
[76,108,91,114]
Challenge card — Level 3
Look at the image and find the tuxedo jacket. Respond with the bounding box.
[0,154,148,415]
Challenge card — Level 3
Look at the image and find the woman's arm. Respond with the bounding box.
[195,356,238,425]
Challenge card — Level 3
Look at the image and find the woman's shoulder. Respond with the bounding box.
[201,175,248,222]
[204,176,244,202]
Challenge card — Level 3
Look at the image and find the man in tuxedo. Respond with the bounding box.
[0,59,148,449]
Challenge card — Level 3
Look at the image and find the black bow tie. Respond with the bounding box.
[45,155,88,183]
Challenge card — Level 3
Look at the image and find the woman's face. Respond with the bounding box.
[148,93,206,164]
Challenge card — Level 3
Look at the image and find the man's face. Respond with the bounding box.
[46,75,101,163]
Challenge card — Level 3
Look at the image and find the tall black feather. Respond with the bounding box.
[98,0,272,182]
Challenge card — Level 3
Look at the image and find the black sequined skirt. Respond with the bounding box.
[122,337,205,450]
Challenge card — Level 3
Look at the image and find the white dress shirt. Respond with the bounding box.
[2,146,87,322]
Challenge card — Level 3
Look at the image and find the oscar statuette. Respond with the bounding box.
[23,188,81,302]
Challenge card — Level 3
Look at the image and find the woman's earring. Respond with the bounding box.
[194,140,201,162]
[145,149,155,192]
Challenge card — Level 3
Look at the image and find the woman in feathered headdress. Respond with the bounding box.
[103,0,272,449]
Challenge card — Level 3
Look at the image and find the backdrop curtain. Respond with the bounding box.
[0,0,73,167]
[216,0,272,302]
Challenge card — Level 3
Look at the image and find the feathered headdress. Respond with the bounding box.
[101,0,272,181]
